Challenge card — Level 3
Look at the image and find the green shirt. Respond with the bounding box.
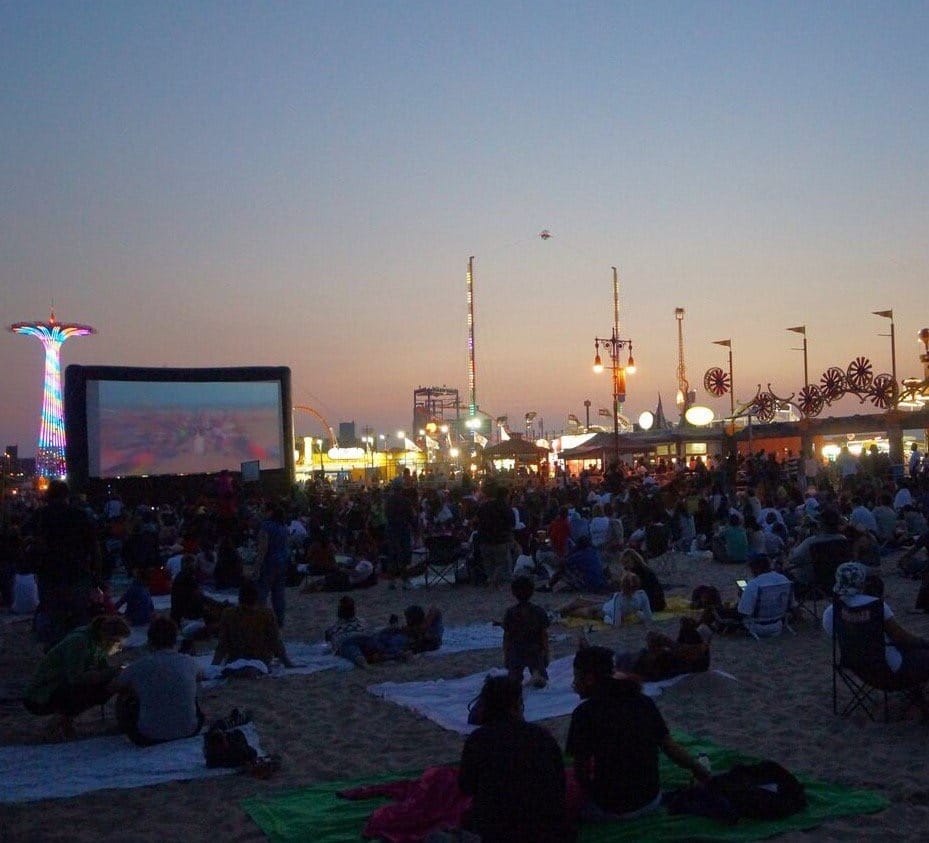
[25,626,109,706]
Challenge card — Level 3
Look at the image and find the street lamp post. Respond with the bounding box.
[315,438,324,478]
[583,399,591,432]
[592,267,635,467]
[362,435,375,485]
[787,325,809,387]
[873,310,897,396]
[712,339,735,417]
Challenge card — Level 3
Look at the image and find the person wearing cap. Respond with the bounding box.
[24,615,131,740]
[822,562,929,684]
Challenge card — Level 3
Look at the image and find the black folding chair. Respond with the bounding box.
[831,597,926,722]
[793,538,849,619]
[423,534,464,586]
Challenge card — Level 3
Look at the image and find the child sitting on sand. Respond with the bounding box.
[503,576,550,688]
[325,596,372,668]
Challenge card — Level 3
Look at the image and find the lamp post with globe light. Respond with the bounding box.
[592,267,635,467]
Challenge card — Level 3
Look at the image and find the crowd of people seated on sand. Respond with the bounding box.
[3,445,929,734]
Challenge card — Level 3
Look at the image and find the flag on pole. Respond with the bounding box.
[567,414,580,425]
[474,434,488,448]
[403,437,421,452]
[598,407,611,417]
[786,326,806,335]
[425,435,439,451]
[713,339,732,347]
[500,428,511,441]
[872,310,893,319]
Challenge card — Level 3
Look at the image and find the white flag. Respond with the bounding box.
[500,428,511,441]
[425,435,440,451]
[403,437,422,452]
[474,433,489,448]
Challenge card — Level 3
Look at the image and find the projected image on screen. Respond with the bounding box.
[87,380,284,478]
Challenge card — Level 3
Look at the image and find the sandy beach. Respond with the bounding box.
[3,550,929,842]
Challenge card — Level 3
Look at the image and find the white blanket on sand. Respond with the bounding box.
[150,589,239,614]
[426,623,565,656]
[367,655,730,734]
[196,641,352,686]
[0,723,263,804]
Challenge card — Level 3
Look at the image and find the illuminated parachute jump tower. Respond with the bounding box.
[10,309,95,478]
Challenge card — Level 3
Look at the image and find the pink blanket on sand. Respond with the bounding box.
[338,764,583,842]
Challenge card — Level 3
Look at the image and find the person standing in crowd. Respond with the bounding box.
[476,484,516,587]
[24,480,101,645]
[503,576,550,688]
[386,479,417,589]
[254,503,290,627]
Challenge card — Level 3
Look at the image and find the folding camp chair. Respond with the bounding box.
[831,597,926,722]
[792,538,849,619]
[423,534,464,586]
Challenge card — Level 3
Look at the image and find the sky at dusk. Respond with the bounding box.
[3,2,928,455]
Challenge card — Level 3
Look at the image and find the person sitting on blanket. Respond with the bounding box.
[610,618,712,682]
[558,572,653,626]
[113,566,154,627]
[325,595,375,668]
[111,614,205,746]
[325,596,422,667]
[503,576,550,689]
[23,615,131,740]
[301,557,378,593]
[458,675,575,843]
[212,580,295,676]
[303,529,339,575]
[399,604,444,653]
[620,549,666,612]
[170,554,227,633]
[548,536,609,593]
[567,645,712,823]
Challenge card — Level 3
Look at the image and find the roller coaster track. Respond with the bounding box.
[293,404,338,447]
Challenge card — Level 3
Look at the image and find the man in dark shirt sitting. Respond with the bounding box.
[458,675,574,842]
[566,646,710,821]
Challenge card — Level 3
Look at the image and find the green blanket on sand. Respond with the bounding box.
[242,733,887,842]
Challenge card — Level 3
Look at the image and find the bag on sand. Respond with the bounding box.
[708,761,807,820]
[203,726,257,769]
